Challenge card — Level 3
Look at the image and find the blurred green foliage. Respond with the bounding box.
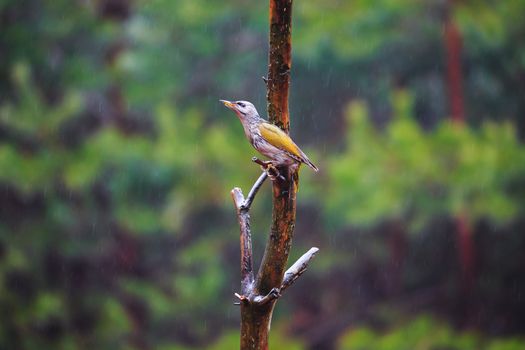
[325,91,525,230]
[1,0,525,349]
[207,329,304,350]
[338,315,525,350]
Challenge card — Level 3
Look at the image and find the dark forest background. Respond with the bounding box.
[1,0,525,349]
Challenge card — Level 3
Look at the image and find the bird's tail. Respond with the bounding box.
[303,157,319,172]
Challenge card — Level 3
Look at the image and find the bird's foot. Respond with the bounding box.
[251,157,285,181]
[266,163,285,181]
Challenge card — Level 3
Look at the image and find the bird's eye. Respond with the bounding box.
[237,102,246,108]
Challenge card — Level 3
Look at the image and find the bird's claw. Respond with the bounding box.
[266,163,285,182]
[251,157,285,181]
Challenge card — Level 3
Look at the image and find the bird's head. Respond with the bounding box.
[220,100,259,120]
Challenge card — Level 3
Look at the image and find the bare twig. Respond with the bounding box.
[243,172,268,211]
[235,292,250,305]
[231,172,269,296]
[231,187,245,210]
[281,247,319,292]
[231,187,254,295]
[248,247,319,306]
[251,156,268,168]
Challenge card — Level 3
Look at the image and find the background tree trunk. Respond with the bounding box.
[443,0,476,306]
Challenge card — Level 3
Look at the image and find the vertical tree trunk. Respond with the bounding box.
[232,2,318,348]
[443,0,476,299]
[266,0,293,132]
[258,0,295,293]
[239,1,299,349]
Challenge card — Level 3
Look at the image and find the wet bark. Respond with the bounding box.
[258,0,297,303]
[266,0,292,132]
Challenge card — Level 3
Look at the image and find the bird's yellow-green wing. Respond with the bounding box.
[258,122,302,159]
[259,121,319,172]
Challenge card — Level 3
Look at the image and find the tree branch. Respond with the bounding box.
[281,247,319,293]
[247,247,320,306]
[243,172,268,211]
[231,172,269,296]
[231,188,254,295]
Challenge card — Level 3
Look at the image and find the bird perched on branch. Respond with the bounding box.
[220,100,318,177]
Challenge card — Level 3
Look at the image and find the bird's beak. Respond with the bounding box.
[220,99,236,110]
